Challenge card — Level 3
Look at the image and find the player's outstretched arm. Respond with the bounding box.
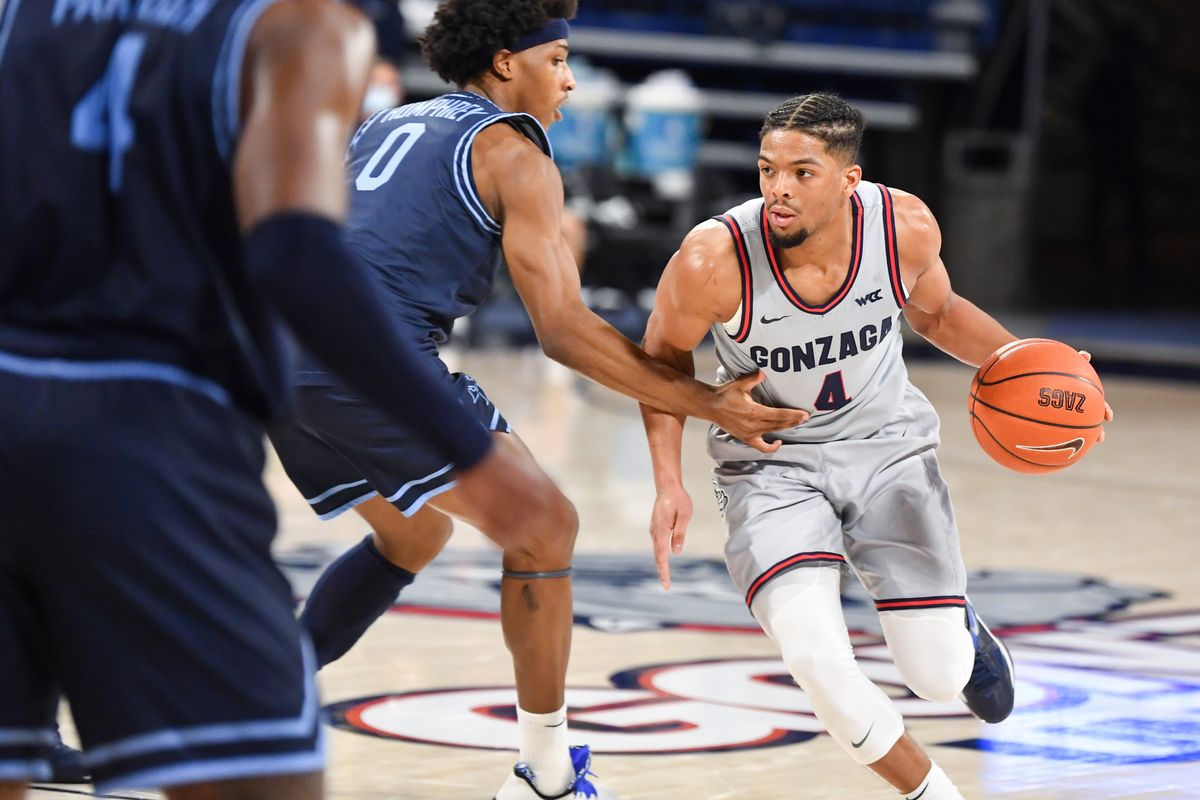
[481,131,806,450]
[639,224,810,587]
[638,226,724,589]
[898,192,1114,435]
[900,192,1114,438]
[894,190,1017,368]
[231,0,552,534]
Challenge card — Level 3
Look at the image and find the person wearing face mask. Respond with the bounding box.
[346,0,407,121]
[0,0,542,794]
[361,58,405,121]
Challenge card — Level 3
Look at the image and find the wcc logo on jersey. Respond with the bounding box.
[280,548,1200,765]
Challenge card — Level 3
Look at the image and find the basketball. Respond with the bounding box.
[969,339,1106,474]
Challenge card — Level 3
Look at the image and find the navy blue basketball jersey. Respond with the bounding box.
[342,91,551,344]
[0,0,290,418]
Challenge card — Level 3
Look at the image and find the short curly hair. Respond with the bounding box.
[420,0,579,86]
[761,92,864,162]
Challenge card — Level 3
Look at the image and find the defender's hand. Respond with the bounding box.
[650,485,693,590]
[1079,351,1115,443]
[711,371,809,453]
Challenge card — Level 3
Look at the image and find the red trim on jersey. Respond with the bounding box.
[716,214,753,343]
[874,596,966,612]
[878,184,906,308]
[761,194,864,315]
[744,551,846,607]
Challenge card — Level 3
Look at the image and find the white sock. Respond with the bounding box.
[904,762,964,800]
[517,704,573,794]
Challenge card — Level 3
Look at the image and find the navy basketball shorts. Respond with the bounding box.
[269,370,510,519]
[0,362,321,792]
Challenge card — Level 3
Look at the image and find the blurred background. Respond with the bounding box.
[363,0,1200,379]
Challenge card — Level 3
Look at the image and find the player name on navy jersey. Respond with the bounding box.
[50,0,216,31]
[0,0,292,418]
[377,96,489,123]
[302,90,550,376]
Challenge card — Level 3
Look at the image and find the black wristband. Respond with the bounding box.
[245,212,492,471]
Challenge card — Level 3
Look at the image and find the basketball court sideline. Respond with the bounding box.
[31,347,1200,800]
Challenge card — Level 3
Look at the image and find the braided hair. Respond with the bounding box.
[760,93,864,162]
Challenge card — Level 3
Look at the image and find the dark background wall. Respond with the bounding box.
[389,0,1200,358]
[1030,0,1200,311]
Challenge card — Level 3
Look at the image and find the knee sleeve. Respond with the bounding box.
[880,608,974,704]
[752,569,905,765]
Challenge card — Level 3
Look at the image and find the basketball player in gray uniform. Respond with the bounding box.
[639,93,1111,800]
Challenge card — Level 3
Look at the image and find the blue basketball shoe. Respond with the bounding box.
[960,601,1015,723]
[493,744,616,799]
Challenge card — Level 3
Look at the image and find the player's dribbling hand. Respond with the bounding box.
[715,371,809,453]
[650,485,692,590]
[1079,351,1115,443]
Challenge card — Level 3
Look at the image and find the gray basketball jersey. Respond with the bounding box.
[709,181,910,447]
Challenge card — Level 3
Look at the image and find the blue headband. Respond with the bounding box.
[509,18,570,52]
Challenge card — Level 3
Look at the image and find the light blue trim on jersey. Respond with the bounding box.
[94,726,325,794]
[0,760,51,782]
[0,731,53,784]
[401,479,457,517]
[451,110,552,235]
[452,110,552,235]
[348,107,388,155]
[316,489,378,521]
[489,407,501,430]
[0,729,57,747]
[385,462,454,504]
[304,478,369,506]
[211,0,284,163]
[384,462,458,517]
[0,0,25,69]
[452,115,506,235]
[83,639,318,768]
[0,350,231,408]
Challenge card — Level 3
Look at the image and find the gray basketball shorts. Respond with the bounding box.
[712,386,967,615]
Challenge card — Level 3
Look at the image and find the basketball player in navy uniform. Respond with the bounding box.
[0,0,551,796]
[639,94,1109,799]
[265,1,804,798]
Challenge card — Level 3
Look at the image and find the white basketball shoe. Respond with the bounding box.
[493,744,617,799]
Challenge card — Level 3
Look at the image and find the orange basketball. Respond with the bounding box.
[969,339,1106,474]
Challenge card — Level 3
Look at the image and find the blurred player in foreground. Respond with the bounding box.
[0,0,544,796]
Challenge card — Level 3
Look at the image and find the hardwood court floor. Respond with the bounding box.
[32,347,1200,800]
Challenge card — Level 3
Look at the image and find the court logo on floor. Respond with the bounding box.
[281,547,1200,763]
[323,609,1200,763]
[278,546,1163,635]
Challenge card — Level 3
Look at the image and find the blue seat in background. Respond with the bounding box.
[575,0,977,51]
[574,9,709,34]
[771,0,933,12]
[782,22,936,51]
